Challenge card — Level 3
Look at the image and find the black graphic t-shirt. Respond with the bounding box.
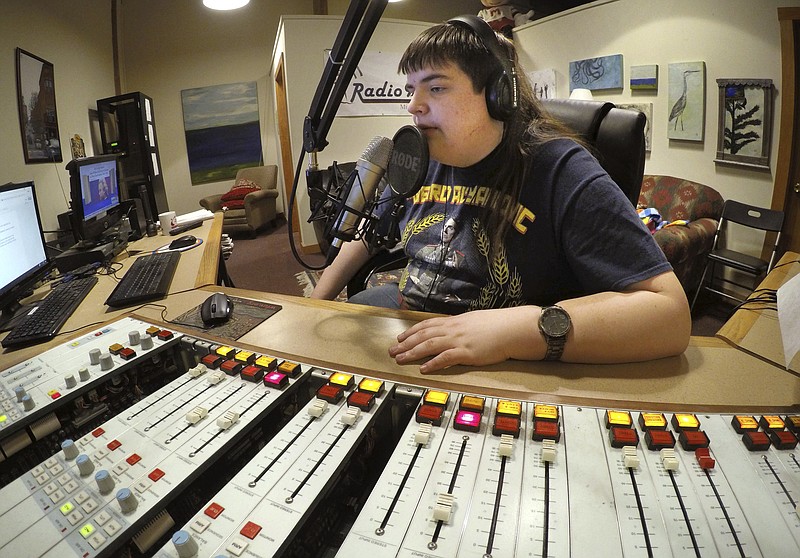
[379,138,671,314]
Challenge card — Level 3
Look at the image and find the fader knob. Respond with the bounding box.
[172,530,199,558]
[95,470,115,494]
[99,353,114,371]
[64,374,77,388]
[88,348,102,365]
[76,454,95,477]
[116,487,138,513]
[140,335,154,350]
[14,386,26,402]
[21,395,35,411]
[79,367,92,382]
[128,331,141,346]
[61,439,79,460]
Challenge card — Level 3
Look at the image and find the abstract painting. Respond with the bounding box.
[667,61,705,141]
[569,54,623,92]
[617,103,654,152]
[181,82,263,185]
[630,64,658,90]
[714,78,773,170]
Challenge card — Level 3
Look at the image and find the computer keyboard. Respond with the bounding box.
[105,251,181,308]
[1,276,98,349]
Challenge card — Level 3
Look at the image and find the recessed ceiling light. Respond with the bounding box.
[203,0,250,10]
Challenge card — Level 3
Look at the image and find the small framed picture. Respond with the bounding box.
[714,78,774,170]
[15,48,62,164]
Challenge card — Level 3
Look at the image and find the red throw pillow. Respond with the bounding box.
[220,178,261,209]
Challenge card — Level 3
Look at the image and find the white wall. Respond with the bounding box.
[0,0,115,234]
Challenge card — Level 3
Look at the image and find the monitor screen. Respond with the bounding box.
[0,181,52,329]
[68,154,122,245]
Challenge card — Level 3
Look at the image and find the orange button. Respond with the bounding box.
[460,395,485,413]
[638,412,667,430]
[423,390,449,407]
[731,415,759,433]
[671,414,700,431]
[534,404,559,421]
[759,415,785,431]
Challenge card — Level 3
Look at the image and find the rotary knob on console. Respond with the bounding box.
[61,439,79,460]
[21,395,35,411]
[128,331,141,346]
[95,470,115,494]
[76,454,95,477]
[171,530,199,558]
[99,353,114,371]
[116,487,138,514]
[64,374,77,389]
[79,367,92,382]
[140,335,154,350]
[14,386,26,402]
[88,348,102,365]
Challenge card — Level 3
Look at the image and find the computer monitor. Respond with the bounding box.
[0,181,53,331]
[67,154,123,247]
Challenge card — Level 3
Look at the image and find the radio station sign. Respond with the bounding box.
[337,52,412,117]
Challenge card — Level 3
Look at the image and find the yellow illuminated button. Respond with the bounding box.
[460,395,485,413]
[731,415,759,433]
[760,415,785,431]
[235,351,255,363]
[278,361,301,377]
[255,356,278,371]
[671,413,700,431]
[638,412,667,430]
[146,326,161,336]
[605,410,632,428]
[60,501,75,515]
[786,415,800,433]
[423,390,449,407]
[0,415,6,423]
[79,523,96,538]
[497,400,522,417]
[216,346,236,358]
[534,404,559,421]
[329,372,354,389]
[358,378,384,395]
[108,343,124,355]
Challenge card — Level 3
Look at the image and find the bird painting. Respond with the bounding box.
[669,70,701,131]
[668,62,705,141]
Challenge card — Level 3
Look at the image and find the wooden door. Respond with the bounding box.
[772,8,800,256]
[275,54,300,233]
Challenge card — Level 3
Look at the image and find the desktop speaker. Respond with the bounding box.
[120,198,145,241]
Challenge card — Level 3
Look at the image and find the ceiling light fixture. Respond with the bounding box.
[203,0,250,10]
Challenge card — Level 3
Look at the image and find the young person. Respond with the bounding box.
[312,16,691,372]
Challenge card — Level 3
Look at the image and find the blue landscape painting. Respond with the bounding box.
[181,82,263,185]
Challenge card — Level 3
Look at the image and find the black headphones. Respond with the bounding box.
[447,14,519,121]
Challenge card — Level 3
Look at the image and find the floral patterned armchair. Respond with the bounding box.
[638,175,724,295]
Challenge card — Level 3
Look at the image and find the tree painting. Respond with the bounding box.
[722,85,762,155]
[714,78,773,170]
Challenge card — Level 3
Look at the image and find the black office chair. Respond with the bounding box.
[346,99,648,298]
[689,199,784,311]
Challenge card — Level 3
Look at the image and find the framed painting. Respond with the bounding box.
[528,68,557,99]
[667,61,705,141]
[714,78,774,170]
[617,103,654,152]
[15,48,62,163]
[569,54,623,92]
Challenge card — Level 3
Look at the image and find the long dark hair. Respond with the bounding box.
[399,22,577,249]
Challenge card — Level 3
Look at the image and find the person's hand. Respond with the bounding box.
[388,308,538,373]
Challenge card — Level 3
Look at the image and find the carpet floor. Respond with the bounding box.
[223,218,732,337]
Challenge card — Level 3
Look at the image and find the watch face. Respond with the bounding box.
[541,307,571,336]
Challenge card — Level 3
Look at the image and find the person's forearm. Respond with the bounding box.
[310,241,372,300]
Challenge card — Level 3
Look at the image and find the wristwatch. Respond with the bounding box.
[538,305,572,361]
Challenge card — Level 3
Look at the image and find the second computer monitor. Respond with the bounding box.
[68,154,122,247]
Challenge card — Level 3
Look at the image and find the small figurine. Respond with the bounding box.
[477,0,535,39]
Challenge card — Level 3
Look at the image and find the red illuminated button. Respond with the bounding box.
[201,354,224,369]
[759,415,785,431]
[156,330,174,341]
[645,430,675,450]
[416,404,444,426]
[768,430,798,450]
[638,412,667,430]
[240,521,262,540]
[118,348,136,360]
[742,431,771,451]
[316,384,343,404]
[204,503,224,519]
[49,391,61,400]
[278,361,302,377]
[347,391,375,412]
[92,428,105,437]
[679,430,710,451]
[605,410,632,429]
[492,416,520,438]
[532,420,561,442]
[263,371,289,389]
[148,468,165,482]
[695,448,715,469]
[731,415,759,433]
[220,360,243,375]
[107,440,122,451]
[609,427,639,448]
[240,365,264,383]
[460,395,485,413]
[785,415,800,434]
[453,410,481,432]
[126,454,142,466]
[108,343,124,355]
[671,414,700,431]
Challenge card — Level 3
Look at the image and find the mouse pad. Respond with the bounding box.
[173,296,281,340]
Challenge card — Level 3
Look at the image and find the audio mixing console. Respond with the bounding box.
[1,317,799,557]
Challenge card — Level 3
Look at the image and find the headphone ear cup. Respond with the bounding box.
[486,70,515,121]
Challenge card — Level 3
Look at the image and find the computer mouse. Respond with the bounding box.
[169,235,197,250]
[200,292,233,326]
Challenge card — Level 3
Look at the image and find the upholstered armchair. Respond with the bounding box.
[200,165,279,236]
[638,175,724,295]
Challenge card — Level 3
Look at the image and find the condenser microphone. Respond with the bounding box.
[325,135,393,264]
